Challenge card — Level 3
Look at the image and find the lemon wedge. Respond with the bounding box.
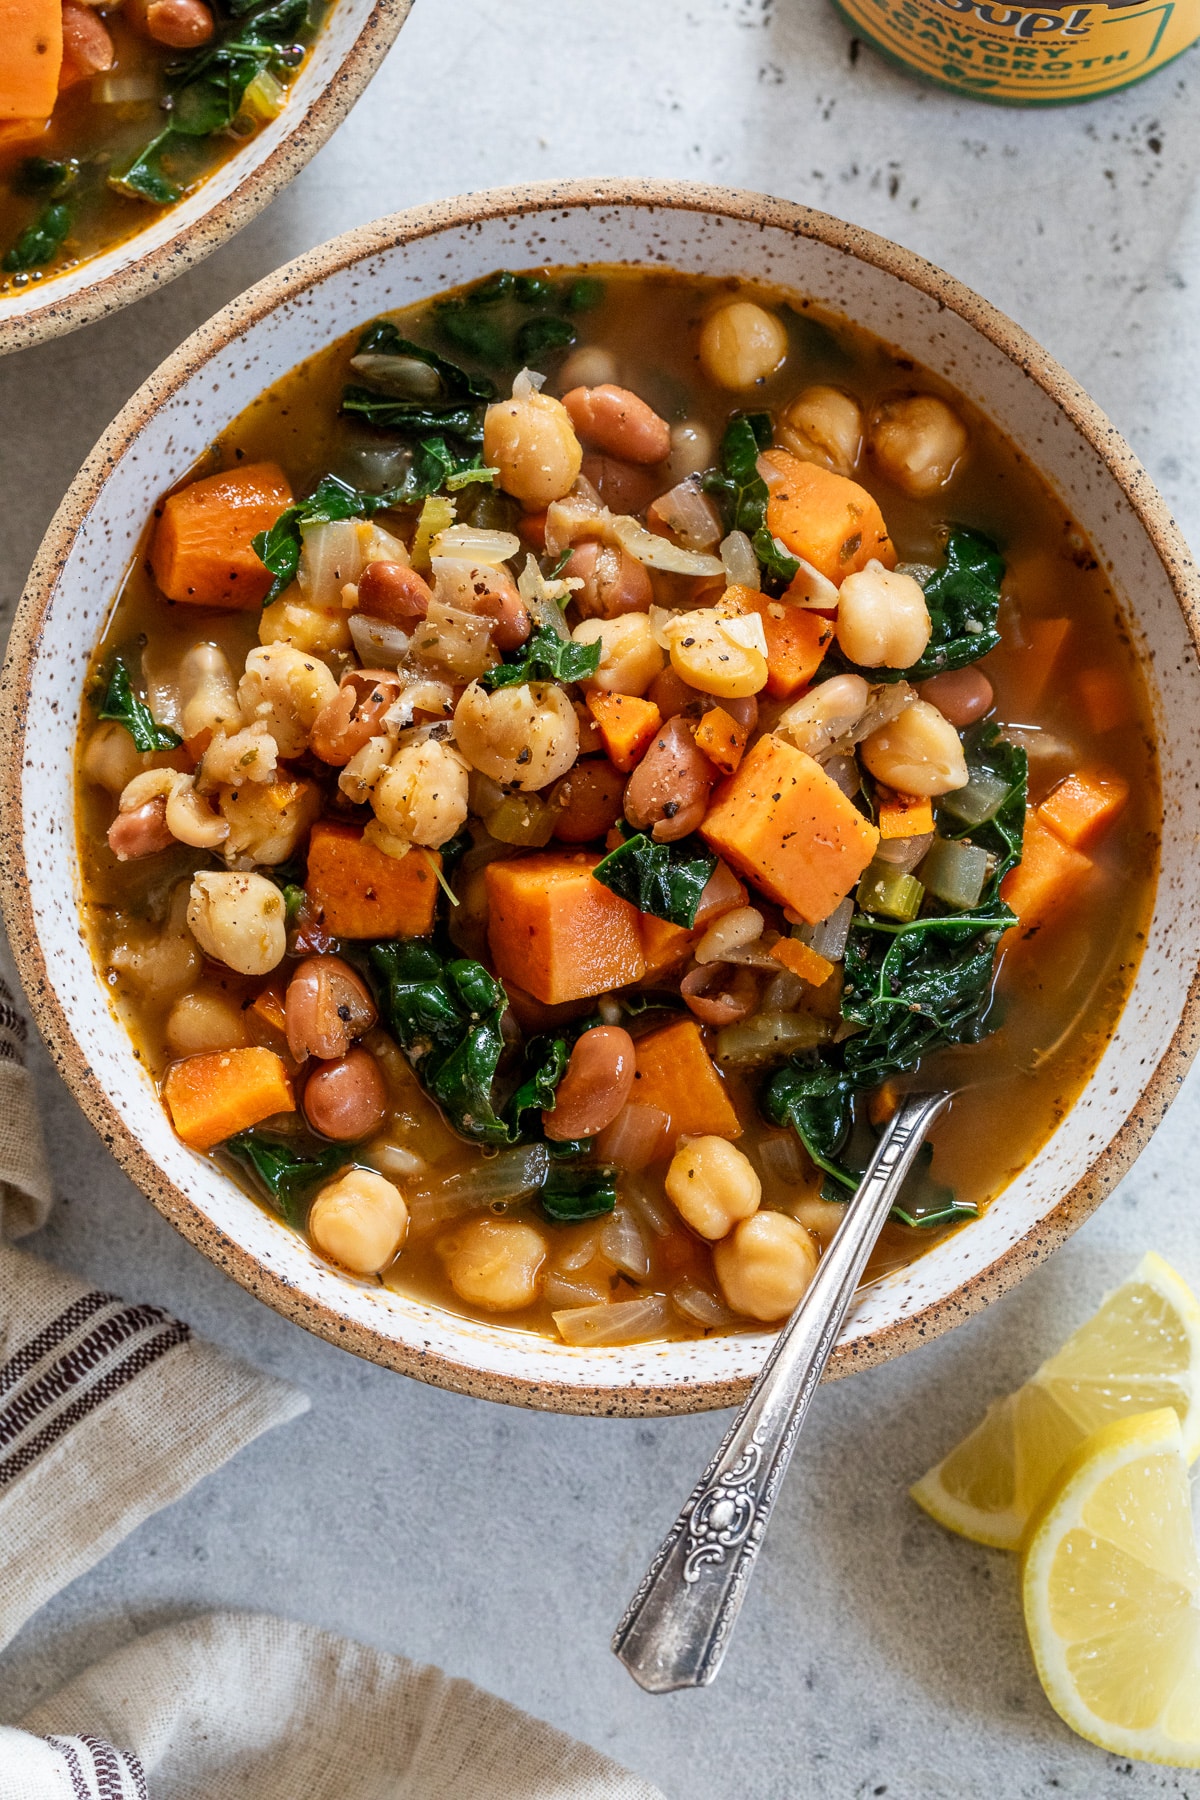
[911,1252,1200,1549]
[1022,1408,1200,1763]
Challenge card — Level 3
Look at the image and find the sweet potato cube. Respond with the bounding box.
[876,785,935,840]
[163,1047,294,1151]
[630,1018,741,1150]
[1016,617,1072,713]
[151,462,293,610]
[694,705,748,776]
[486,852,646,1004]
[1001,813,1093,932]
[586,690,662,772]
[1038,766,1129,851]
[0,0,63,120]
[770,937,835,988]
[762,448,895,586]
[639,915,698,976]
[306,820,440,940]
[701,734,880,925]
[1076,666,1135,735]
[740,591,834,699]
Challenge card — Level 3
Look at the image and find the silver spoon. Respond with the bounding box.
[612,1089,953,1694]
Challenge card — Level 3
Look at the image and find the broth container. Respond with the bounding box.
[830,0,1200,102]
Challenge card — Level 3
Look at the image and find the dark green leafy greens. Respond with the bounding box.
[593,830,717,929]
[851,529,1005,684]
[481,624,601,690]
[541,1161,619,1222]
[251,473,386,606]
[15,157,79,199]
[3,202,71,274]
[98,655,182,752]
[224,1131,350,1228]
[702,413,800,585]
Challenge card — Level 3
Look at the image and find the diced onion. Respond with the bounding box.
[610,514,725,577]
[800,896,854,963]
[782,554,839,610]
[671,1278,736,1330]
[852,680,915,747]
[756,1133,809,1185]
[822,754,859,798]
[554,1294,674,1347]
[512,367,546,398]
[600,1207,651,1281]
[717,610,769,657]
[622,1176,675,1237]
[349,613,410,666]
[411,599,497,680]
[715,1012,831,1066]
[363,1137,426,1180]
[875,831,934,874]
[299,518,363,607]
[93,72,159,104]
[594,1103,669,1171]
[517,552,573,637]
[756,452,785,487]
[720,530,760,591]
[430,525,520,566]
[544,1269,612,1310]
[407,1143,550,1233]
[349,353,444,400]
[651,479,723,550]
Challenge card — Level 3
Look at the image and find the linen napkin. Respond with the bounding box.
[3,1611,665,1799]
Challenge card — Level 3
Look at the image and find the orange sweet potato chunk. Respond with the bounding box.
[151,462,293,610]
[306,821,440,940]
[586,691,662,772]
[163,1047,294,1151]
[876,785,934,841]
[1038,767,1129,851]
[694,705,748,776]
[762,448,895,586]
[1001,813,1092,932]
[630,1018,741,1149]
[701,734,879,925]
[0,0,63,120]
[740,591,834,699]
[486,852,646,1004]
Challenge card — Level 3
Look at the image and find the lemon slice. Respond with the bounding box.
[911,1253,1200,1549]
[1022,1408,1200,1763]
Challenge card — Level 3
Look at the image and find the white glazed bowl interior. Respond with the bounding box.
[0,0,410,353]
[9,185,1200,1413]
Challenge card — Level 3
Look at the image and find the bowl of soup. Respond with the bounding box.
[0,0,412,354]
[4,181,1198,1413]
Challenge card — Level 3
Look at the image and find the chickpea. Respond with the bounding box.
[200,722,279,789]
[665,1136,761,1240]
[699,301,788,391]
[187,871,286,977]
[870,394,968,497]
[219,774,321,868]
[624,716,716,843]
[713,1212,819,1321]
[667,421,715,482]
[777,674,870,759]
[286,955,377,1062]
[454,680,579,792]
[916,666,994,728]
[860,698,969,797]
[259,593,353,655]
[483,385,582,509]
[572,613,665,697]
[355,560,431,625]
[109,884,200,999]
[83,721,175,795]
[372,739,470,849]
[166,990,249,1058]
[238,645,338,759]
[550,758,626,843]
[665,608,769,700]
[107,798,175,861]
[564,542,653,620]
[776,385,863,477]
[309,1167,408,1275]
[303,1049,388,1142]
[141,0,214,44]
[178,643,240,747]
[561,385,671,465]
[835,562,932,669]
[310,669,402,767]
[62,0,114,73]
[440,1216,547,1313]
[558,345,619,390]
[544,1026,636,1141]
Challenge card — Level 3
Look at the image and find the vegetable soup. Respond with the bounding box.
[0,0,325,289]
[74,268,1159,1346]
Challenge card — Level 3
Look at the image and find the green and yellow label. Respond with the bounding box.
[832,0,1200,101]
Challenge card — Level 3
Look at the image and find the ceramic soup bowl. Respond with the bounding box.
[5,181,1199,1414]
[0,0,412,355]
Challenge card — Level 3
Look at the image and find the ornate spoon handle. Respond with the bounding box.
[612,1090,953,1694]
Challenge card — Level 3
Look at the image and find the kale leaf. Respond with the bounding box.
[224,1131,351,1229]
[592,830,717,928]
[761,1066,858,1192]
[98,654,182,752]
[541,1161,619,1221]
[3,202,72,273]
[938,723,1026,886]
[481,623,601,690]
[341,388,486,443]
[352,324,495,402]
[853,529,1005,684]
[251,473,383,606]
[702,413,800,586]
[514,315,577,364]
[389,439,496,504]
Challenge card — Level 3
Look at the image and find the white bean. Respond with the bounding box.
[186,871,287,976]
[860,698,968,796]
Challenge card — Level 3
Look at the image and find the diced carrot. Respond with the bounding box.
[151,462,293,610]
[251,982,288,1037]
[1000,813,1092,932]
[876,785,935,840]
[163,1047,294,1151]
[586,690,662,773]
[639,915,698,977]
[761,448,895,586]
[305,820,440,940]
[486,852,646,1004]
[1011,617,1071,714]
[1038,766,1129,851]
[0,0,63,120]
[701,733,880,925]
[630,1018,742,1151]
[694,705,749,775]
[1076,666,1135,735]
[739,591,834,699]
[770,937,835,988]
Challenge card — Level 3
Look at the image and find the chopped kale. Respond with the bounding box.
[592,829,717,929]
[97,654,182,753]
[481,623,601,690]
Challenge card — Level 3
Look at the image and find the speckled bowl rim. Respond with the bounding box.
[5,179,1200,1415]
[0,0,413,356]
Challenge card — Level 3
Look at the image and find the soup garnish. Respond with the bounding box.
[75,269,1159,1345]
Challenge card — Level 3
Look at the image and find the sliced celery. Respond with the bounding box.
[856,861,925,923]
[919,838,989,909]
[940,768,1011,826]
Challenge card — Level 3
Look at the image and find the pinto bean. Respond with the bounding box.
[550,758,626,843]
[61,1,114,76]
[303,1048,388,1142]
[564,542,653,620]
[916,666,994,728]
[356,560,433,626]
[143,0,215,43]
[285,956,377,1062]
[647,665,702,719]
[562,385,671,466]
[465,567,531,651]
[623,716,716,842]
[580,454,661,515]
[543,1026,636,1141]
[680,964,759,1026]
[310,669,402,767]
[107,798,175,861]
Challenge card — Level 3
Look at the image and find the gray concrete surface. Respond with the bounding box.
[1,4,1199,1794]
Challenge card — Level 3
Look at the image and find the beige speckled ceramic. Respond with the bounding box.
[4,181,1200,1415]
[0,0,412,355]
